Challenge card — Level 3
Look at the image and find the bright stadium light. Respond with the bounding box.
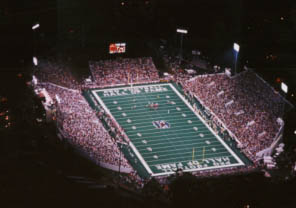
[233,43,240,52]
[176,28,188,63]
[33,56,38,66]
[32,23,40,30]
[233,43,240,75]
[176,29,188,34]
[281,82,288,94]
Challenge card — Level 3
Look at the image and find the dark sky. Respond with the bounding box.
[1,0,296,68]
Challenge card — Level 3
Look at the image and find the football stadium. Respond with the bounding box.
[4,1,296,207]
[87,83,245,176]
[31,54,293,182]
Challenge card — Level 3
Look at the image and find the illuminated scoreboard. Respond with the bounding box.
[109,43,126,54]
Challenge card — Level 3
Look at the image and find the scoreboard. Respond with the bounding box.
[109,43,126,54]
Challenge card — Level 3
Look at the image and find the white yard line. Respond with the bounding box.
[91,83,245,177]
[146,150,231,163]
[141,144,225,156]
[168,83,245,167]
[126,126,210,134]
[117,117,198,126]
[91,89,153,176]
[112,108,192,117]
[115,112,194,121]
[134,136,218,147]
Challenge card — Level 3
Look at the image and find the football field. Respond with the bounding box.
[91,83,245,176]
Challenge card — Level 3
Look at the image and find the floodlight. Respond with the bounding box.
[176,29,188,34]
[233,43,240,75]
[176,28,188,63]
[281,82,288,94]
[32,23,40,30]
[233,43,240,52]
[33,56,38,66]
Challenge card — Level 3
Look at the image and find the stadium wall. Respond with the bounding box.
[256,123,284,159]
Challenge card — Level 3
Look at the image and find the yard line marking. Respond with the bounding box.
[133,134,218,146]
[91,83,245,176]
[141,144,225,156]
[127,127,212,135]
[137,140,221,151]
[146,151,232,163]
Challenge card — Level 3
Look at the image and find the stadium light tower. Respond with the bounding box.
[32,22,40,67]
[281,81,289,119]
[177,28,188,63]
[233,43,240,75]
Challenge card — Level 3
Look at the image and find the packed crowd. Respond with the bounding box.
[33,59,81,90]
[184,70,287,157]
[191,165,257,178]
[37,82,131,168]
[89,57,159,87]
[32,54,291,187]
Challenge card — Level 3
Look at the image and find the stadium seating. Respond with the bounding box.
[185,70,287,158]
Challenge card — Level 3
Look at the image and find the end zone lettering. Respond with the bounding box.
[103,85,168,97]
[154,156,232,173]
[103,89,128,97]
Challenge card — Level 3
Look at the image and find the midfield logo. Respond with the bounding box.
[152,120,170,129]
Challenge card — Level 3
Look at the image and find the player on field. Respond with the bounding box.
[146,102,158,110]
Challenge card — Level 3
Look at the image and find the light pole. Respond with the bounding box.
[177,28,188,63]
[233,43,240,75]
[32,23,40,66]
[119,143,122,175]
[118,143,122,185]
[281,82,288,116]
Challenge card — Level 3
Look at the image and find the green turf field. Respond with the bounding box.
[91,83,245,176]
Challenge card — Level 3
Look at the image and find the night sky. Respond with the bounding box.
[2,0,296,93]
[1,0,296,66]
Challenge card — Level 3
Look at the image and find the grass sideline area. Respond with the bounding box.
[85,83,247,177]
